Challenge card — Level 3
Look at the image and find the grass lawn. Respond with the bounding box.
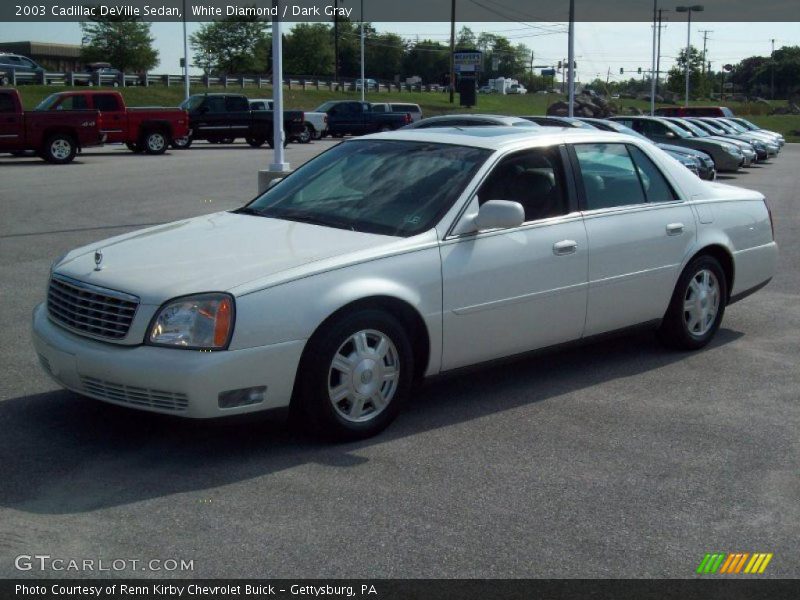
[12,84,800,142]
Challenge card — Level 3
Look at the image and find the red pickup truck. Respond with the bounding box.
[0,88,104,163]
[35,90,189,155]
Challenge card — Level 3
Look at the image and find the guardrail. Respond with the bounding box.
[0,69,446,93]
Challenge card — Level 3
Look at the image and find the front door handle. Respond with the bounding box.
[666,223,684,236]
[553,240,578,256]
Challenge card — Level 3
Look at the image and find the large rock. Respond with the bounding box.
[547,95,614,118]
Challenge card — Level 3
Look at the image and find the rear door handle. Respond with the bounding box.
[666,223,684,236]
[553,240,578,256]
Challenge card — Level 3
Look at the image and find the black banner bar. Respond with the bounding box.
[4,580,800,600]
[2,0,799,23]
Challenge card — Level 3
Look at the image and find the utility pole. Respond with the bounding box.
[656,9,668,97]
[360,0,365,102]
[770,38,775,100]
[699,29,712,75]
[182,0,189,101]
[449,0,455,103]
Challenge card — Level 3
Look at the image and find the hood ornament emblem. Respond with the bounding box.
[94,249,104,271]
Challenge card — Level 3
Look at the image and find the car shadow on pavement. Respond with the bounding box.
[0,327,743,515]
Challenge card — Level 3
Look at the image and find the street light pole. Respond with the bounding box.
[182,0,189,100]
[567,0,575,116]
[449,0,456,104]
[270,6,287,172]
[360,0,365,102]
[676,5,704,107]
[649,0,657,115]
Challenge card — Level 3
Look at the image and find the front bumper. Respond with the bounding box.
[32,303,305,418]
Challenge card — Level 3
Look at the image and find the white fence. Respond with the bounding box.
[0,69,446,93]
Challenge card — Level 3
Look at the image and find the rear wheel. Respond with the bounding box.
[246,137,265,148]
[658,255,727,350]
[142,130,168,155]
[297,123,313,144]
[294,309,413,441]
[42,133,76,164]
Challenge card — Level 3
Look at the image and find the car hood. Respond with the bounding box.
[54,211,399,305]
[657,143,709,158]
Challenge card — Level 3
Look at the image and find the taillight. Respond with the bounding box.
[764,198,775,240]
[405,113,411,124]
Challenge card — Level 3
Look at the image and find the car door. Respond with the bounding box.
[571,142,697,336]
[225,95,250,139]
[0,92,22,149]
[91,93,126,144]
[440,145,589,370]
[193,95,227,139]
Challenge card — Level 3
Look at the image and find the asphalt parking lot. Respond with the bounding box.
[0,141,798,578]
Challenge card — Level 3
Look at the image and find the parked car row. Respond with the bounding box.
[399,111,784,182]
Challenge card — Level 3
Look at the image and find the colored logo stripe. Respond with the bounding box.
[698,553,773,574]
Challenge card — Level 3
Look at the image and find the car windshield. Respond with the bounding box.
[34,94,62,111]
[241,140,491,237]
[179,96,206,111]
[695,120,725,134]
[675,120,709,137]
[735,118,759,131]
[315,101,338,112]
[721,120,746,133]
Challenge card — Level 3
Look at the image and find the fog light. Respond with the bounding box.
[218,386,266,409]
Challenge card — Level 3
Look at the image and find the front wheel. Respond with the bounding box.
[658,255,727,350]
[294,309,413,441]
[42,133,77,164]
[126,141,143,153]
[142,130,168,155]
[171,136,192,149]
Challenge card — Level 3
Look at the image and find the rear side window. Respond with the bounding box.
[627,146,677,203]
[391,104,420,113]
[225,96,249,111]
[0,94,15,113]
[93,94,120,111]
[574,143,646,210]
[371,104,387,113]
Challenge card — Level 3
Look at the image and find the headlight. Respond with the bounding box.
[721,143,739,154]
[148,293,234,349]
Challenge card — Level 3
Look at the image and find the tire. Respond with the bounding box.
[171,136,192,149]
[294,309,413,441]
[312,128,323,140]
[142,130,168,155]
[42,133,77,164]
[378,125,392,133]
[126,141,143,153]
[297,123,313,144]
[220,137,235,144]
[658,255,727,350]
[246,137,265,148]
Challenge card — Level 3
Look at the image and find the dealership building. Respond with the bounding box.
[0,41,82,71]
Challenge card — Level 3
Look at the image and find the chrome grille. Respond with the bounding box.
[80,376,189,412]
[47,275,138,340]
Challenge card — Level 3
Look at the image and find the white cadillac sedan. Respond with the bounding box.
[32,127,778,440]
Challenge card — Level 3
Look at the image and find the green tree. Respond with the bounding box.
[79,16,158,72]
[456,26,477,49]
[365,31,406,81]
[190,16,270,75]
[402,39,450,84]
[666,46,708,98]
[285,23,334,75]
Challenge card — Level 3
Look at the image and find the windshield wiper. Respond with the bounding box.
[276,210,356,231]
[233,206,266,216]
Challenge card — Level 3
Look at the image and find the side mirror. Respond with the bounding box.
[474,200,525,231]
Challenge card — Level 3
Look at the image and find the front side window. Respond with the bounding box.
[477,146,569,222]
[242,140,491,237]
[225,96,249,112]
[574,143,646,210]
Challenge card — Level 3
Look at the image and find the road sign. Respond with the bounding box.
[541,69,556,76]
[454,51,482,73]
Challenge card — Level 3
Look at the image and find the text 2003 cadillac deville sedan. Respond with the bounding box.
[33,128,778,439]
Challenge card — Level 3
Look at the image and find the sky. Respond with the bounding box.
[1,20,797,83]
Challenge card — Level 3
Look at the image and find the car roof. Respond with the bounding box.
[359,127,637,151]
[414,114,530,124]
